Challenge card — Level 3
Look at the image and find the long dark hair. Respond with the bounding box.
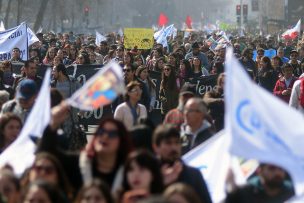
[86,118,133,165]
[122,150,164,194]
[160,64,177,91]
[180,59,193,79]
[0,113,22,149]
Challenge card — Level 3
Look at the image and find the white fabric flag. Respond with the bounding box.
[95,31,107,46]
[282,19,301,40]
[0,21,5,32]
[224,47,304,195]
[0,22,28,61]
[155,24,175,47]
[183,131,246,203]
[27,27,39,46]
[36,26,43,34]
[0,69,51,175]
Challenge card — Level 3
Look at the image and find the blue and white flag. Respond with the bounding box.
[95,31,107,46]
[27,27,39,45]
[183,131,246,203]
[225,47,304,195]
[0,22,28,61]
[0,69,51,176]
[155,24,175,47]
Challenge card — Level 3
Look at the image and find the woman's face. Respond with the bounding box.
[89,54,96,63]
[3,119,21,146]
[56,50,63,59]
[153,51,160,58]
[127,85,142,102]
[29,158,58,185]
[53,58,61,67]
[24,186,51,203]
[272,58,280,67]
[180,63,185,71]
[81,186,106,203]
[168,56,176,65]
[193,58,200,66]
[163,66,172,77]
[136,58,143,66]
[94,122,120,155]
[139,69,148,81]
[167,193,189,203]
[48,50,55,58]
[70,47,77,53]
[77,56,85,64]
[0,175,19,203]
[127,161,152,191]
[260,60,267,68]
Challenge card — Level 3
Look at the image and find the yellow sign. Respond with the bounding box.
[124,28,154,49]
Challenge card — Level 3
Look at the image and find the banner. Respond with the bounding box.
[124,28,154,49]
[0,23,28,61]
[11,64,218,125]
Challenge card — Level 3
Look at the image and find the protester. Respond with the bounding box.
[114,81,147,130]
[0,90,10,110]
[152,125,212,203]
[0,113,22,152]
[289,50,302,77]
[203,73,225,131]
[185,42,209,70]
[1,79,38,123]
[74,179,114,203]
[257,56,278,92]
[273,63,297,103]
[0,169,20,203]
[120,150,164,202]
[159,64,179,119]
[43,47,57,65]
[10,48,24,64]
[0,61,15,87]
[225,164,295,203]
[163,183,202,203]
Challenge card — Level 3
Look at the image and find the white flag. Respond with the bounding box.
[282,19,301,40]
[0,21,5,32]
[183,131,246,203]
[27,27,39,46]
[0,22,28,61]
[95,31,107,46]
[0,69,51,176]
[224,47,304,195]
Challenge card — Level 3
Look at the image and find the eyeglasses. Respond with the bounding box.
[96,128,119,138]
[32,165,56,175]
[123,69,131,72]
[164,68,171,72]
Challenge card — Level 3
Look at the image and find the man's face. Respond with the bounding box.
[290,53,298,61]
[184,100,204,127]
[259,164,286,189]
[12,49,20,59]
[18,96,36,109]
[192,47,199,55]
[25,62,37,78]
[277,50,284,57]
[155,137,181,163]
[123,66,134,83]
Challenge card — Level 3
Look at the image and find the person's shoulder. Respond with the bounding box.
[1,99,17,111]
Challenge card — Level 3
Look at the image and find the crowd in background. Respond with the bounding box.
[0,28,303,203]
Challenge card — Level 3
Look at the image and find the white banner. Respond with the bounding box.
[0,22,28,61]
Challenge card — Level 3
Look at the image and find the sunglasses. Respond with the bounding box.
[123,69,131,72]
[164,68,171,71]
[96,128,119,138]
[32,165,55,175]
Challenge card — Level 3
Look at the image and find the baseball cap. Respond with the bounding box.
[16,79,38,100]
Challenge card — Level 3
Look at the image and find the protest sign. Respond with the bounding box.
[124,28,154,49]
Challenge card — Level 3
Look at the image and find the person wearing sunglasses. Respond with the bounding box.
[38,102,133,194]
[114,81,147,130]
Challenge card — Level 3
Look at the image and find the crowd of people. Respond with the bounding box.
[0,28,303,203]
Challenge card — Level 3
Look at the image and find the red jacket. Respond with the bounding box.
[273,76,297,103]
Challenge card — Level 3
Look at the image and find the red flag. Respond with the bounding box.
[185,15,192,29]
[158,13,168,27]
